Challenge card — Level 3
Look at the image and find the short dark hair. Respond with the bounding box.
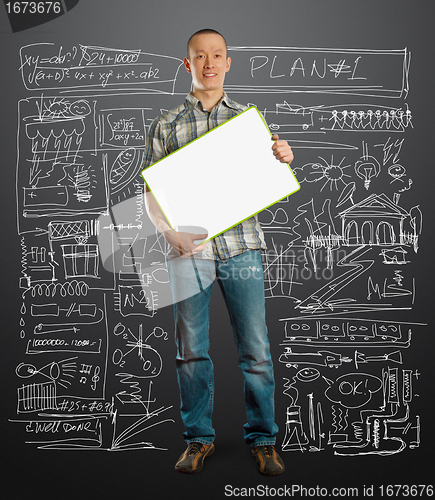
[186,29,228,57]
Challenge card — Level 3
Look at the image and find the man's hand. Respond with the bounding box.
[164,229,208,258]
[272,134,294,164]
[145,187,208,257]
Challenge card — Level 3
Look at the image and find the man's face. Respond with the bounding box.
[184,33,231,93]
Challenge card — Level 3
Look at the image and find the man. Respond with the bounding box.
[143,29,294,475]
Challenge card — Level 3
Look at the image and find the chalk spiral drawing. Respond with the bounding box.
[12,43,423,455]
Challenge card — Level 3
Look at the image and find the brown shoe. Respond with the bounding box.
[175,442,215,474]
[251,445,285,476]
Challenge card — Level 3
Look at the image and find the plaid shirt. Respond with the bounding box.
[142,92,267,260]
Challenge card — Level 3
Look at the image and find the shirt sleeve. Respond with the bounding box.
[142,116,166,170]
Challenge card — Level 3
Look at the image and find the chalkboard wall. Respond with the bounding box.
[1,1,434,498]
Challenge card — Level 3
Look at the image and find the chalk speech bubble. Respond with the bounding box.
[325,373,383,409]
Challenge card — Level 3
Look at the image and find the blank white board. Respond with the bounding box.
[141,106,300,242]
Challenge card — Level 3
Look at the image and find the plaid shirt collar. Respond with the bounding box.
[185,91,240,113]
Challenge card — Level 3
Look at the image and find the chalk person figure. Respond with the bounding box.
[143,29,294,475]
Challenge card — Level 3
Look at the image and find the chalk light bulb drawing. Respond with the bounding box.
[354,142,380,190]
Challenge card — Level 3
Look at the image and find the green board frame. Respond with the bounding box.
[141,106,300,243]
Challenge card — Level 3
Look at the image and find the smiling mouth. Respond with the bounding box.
[203,73,217,77]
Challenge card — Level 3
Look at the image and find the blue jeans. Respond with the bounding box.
[167,250,278,447]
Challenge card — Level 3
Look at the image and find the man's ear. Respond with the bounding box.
[225,56,231,73]
[184,57,191,73]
